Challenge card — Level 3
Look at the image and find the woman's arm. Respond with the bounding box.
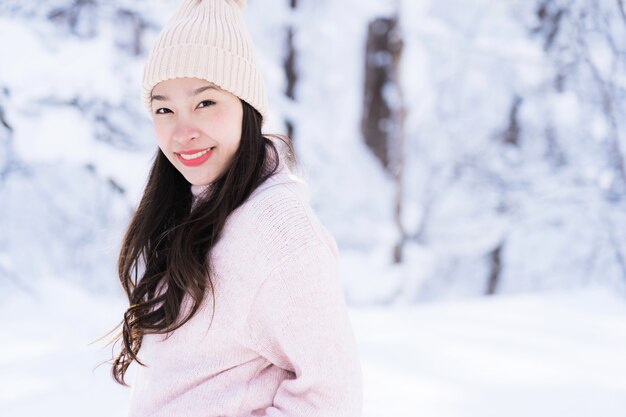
[244,239,363,417]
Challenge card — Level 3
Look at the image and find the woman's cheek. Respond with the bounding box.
[153,124,170,146]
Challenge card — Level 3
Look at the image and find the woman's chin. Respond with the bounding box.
[182,172,215,187]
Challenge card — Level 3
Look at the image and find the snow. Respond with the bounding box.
[2,0,626,414]
[358,286,626,416]
[2,0,626,299]
[1,280,625,416]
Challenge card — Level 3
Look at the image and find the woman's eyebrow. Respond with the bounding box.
[151,85,217,103]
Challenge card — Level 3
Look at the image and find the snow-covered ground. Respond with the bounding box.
[1,280,625,417]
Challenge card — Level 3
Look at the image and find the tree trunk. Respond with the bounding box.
[361,15,406,263]
[487,243,503,295]
[501,95,522,147]
[284,0,298,140]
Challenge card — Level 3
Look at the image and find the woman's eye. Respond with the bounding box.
[197,100,215,109]
[154,108,172,115]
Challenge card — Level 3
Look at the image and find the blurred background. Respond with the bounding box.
[1,0,626,415]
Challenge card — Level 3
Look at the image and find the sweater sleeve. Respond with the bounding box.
[243,239,363,417]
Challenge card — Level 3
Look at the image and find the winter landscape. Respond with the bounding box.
[1,0,626,416]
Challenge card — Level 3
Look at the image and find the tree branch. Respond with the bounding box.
[617,0,626,26]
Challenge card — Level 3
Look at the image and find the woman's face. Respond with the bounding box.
[150,77,243,186]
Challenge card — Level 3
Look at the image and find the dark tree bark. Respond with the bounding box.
[487,243,503,295]
[284,0,299,140]
[502,95,522,147]
[362,15,406,263]
[362,17,400,170]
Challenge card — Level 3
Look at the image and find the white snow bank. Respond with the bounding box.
[0,281,624,417]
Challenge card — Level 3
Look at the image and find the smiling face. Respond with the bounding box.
[150,77,244,186]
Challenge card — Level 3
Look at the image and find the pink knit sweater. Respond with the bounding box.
[127,158,363,417]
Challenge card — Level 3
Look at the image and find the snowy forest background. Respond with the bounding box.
[2,0,626,301]
[1,0,626,416]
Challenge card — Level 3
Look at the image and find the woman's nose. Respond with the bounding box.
[172,119,201,144]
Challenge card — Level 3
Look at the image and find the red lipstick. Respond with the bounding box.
[176,147,214,167]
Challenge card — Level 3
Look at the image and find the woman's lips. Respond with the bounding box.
[175,147,214,167]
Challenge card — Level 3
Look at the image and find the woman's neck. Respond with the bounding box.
[191,182,212,198]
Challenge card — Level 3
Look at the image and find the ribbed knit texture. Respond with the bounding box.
[141,0,268,122]
[127,161,363,417]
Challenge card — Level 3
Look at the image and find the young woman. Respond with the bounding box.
[110,0,363,416]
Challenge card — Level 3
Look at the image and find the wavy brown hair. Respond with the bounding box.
[109,101,296,385]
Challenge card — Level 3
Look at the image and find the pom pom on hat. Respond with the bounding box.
[141,0,267,123]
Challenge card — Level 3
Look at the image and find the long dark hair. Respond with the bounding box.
[110,101,296,385]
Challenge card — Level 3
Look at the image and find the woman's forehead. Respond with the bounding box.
[152,77,221,96]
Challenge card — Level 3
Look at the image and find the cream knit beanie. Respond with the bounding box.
[141,0,268,123]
